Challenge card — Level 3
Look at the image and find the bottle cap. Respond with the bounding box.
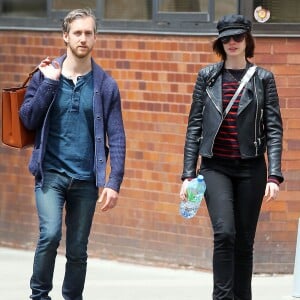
[197,174,204,181]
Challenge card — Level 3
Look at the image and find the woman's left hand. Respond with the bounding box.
[264,182,280,202]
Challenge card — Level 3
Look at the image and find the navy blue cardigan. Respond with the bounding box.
[19,54,126,192]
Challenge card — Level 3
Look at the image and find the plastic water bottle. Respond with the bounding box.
[180,175,206,219]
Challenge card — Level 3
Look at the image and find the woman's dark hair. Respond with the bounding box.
[212,32,255,61]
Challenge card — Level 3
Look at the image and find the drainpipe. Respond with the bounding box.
[293,218,300,298]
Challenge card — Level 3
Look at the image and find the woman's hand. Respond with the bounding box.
[179,179,190,201]
[264,182,279,202]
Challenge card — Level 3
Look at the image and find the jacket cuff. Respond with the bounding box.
[267,176,280,186]
[182,177,193,181]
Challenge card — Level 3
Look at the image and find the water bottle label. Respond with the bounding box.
[187,190,198,202]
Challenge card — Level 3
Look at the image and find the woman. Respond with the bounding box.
[180,14,283,300]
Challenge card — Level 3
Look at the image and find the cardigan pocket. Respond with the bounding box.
[29,148,40,176]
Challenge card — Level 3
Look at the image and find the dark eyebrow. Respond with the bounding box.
[73,29,93,34]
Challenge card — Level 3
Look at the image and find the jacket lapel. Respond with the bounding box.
[205,62,256,117]
[237,77,255,115]
[206,75,223,115]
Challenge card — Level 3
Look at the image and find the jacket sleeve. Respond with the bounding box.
[103,81,126,192]
[19,72,59,130]
[181,69,206,180]
[263,72,284,183]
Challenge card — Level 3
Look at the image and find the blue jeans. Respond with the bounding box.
[200,156,267,300]
[30,171,98,300]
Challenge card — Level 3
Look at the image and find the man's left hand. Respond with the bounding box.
[98,187,119,212]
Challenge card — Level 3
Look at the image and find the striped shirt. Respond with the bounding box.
[213,68,245,159]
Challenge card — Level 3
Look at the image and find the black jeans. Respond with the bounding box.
[200,156,267,300]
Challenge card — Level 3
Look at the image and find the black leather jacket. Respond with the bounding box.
[182,61,284,182]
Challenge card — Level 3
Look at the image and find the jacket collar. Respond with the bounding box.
[207,60,254,87]
[206,60,256,116]
[206,62,224,87]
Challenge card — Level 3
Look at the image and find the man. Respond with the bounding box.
[20,8,126,300]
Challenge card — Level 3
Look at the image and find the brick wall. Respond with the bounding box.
[0,30,299,273]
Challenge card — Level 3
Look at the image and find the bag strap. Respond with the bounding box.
[21,66,40,88]
[222,65,257,119]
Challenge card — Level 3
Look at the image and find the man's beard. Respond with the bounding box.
[69,44,92,59]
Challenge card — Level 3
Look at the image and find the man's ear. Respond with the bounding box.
[63,32,68,44]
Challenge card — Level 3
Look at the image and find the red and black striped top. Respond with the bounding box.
[213,69,245,159]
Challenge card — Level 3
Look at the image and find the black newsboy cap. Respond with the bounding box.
[217,14,252,39]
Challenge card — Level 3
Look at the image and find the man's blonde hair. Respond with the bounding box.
[62,8,97,33]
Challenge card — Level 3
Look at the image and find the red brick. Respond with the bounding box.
[0,32,299,274]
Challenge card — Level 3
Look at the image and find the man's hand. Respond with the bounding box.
[264,182,279,202]
[98,187,119,212]
[39,57,61,80]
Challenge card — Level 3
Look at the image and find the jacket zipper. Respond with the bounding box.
[206,88,222,115]
[206,88,223,156]
[253,76,259,156]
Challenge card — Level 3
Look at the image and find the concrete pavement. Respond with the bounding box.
[0,247,296,300]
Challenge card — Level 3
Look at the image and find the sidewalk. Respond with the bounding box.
[0,247,296,300]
